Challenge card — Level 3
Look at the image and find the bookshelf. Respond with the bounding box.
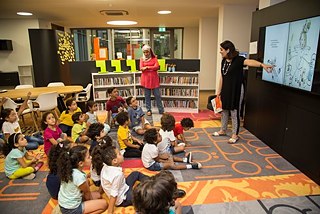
[92,71,199,113]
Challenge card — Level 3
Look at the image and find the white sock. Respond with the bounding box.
[183,157,187,163]
[186,164,192,169]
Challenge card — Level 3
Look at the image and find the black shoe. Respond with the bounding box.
[191,162,202,169]
[173,189,186,199]
[186,152,192,163]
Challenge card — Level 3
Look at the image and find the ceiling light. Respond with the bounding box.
[115,30,140,33]
[158,10,171,15]
[107,20,137,25]
[17,12,33,16]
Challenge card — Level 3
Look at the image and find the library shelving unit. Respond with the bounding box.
[92,71,199,113]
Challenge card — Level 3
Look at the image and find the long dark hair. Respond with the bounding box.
[4,133,23,156]
[41,111,57,130]
[48,140,71,175]
[91,143,112,176]
[57,145,88,182]
[220,40,239,59]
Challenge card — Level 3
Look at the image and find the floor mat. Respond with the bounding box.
[168,109,221,122]
[1,124,319,213]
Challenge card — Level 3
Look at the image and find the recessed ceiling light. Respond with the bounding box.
[17,12,33,16]
[107,20,137,25]
[158,10,172,15]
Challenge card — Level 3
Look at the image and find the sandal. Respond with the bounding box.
[212,131,226,136]
[228,137,239,144]
[147,111,152,116]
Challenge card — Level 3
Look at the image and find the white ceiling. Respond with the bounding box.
[0,0,259,28]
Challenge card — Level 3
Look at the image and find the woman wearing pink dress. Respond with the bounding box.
[139,45,164,115]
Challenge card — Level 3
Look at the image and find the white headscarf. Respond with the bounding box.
[142,44,155,60]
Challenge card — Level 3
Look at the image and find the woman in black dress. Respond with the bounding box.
[213,40,272,144]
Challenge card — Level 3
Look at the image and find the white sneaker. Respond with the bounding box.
[178,143,185,147]
[22,173,36,180]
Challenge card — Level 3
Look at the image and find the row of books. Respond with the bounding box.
[93,77,133,86]
[136,100,197,108]
[160,76,198,85]
[135,88,197,97]
[94,89,134,99]
[160,88,198,97]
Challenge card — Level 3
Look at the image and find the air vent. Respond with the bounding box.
[100,10,129,16]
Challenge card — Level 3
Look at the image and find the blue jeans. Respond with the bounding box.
[25,135,43,150]
[144,87,164,114]
[59,124,72,137]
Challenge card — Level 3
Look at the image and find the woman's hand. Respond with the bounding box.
[261,63,273,73]
[141,66,149,71]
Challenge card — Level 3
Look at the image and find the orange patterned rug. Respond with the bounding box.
[1,125,320,213]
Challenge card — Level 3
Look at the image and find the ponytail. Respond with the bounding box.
[57,145,87,182]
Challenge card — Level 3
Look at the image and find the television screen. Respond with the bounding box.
[263,23,289,85]
[261,16,320,93]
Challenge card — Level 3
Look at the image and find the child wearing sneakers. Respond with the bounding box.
[106,87,127,127]
[4,133,44,179]
[173,117,194,146]
[158,113,185,154]
[98,145,149,214]
[126,96,151,135]
[142,128,201,171]
[116,111,144,157]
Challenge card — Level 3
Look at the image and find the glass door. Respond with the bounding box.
[151,29,174,59]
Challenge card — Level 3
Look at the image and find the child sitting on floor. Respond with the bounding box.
[133,170,181,214]
[57,145,108,214]
[90,141,113,187]
[59,98,82,136]
[106,87,127,127]
[4,133,44,180]
[97,145,149,213]
[2,92,43,150]
[71,112,89,144]
[116,111,144,157]
[158,113,185,154]
[126,96,152,135]
[42,111,67,156]
[142,128,201,171]
[173,117,194,146]
[86,101,110,134]
[87,122,112,154]
[46,140,71,199]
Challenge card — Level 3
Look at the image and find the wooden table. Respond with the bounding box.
[0,85,83,99]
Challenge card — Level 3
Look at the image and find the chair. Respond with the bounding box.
[3,98,39,131]
[31,92,60,121]
[15,85,34,89]
[75,83,92,102]
[47,82,65,87]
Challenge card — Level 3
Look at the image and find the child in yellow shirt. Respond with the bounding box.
[116,112,143,157]
[59,99,82,136]
[71,112,89,144]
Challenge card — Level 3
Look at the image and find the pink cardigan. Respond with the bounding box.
[139,57,160,89]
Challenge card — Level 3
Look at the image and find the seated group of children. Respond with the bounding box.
[0,89,200,214]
